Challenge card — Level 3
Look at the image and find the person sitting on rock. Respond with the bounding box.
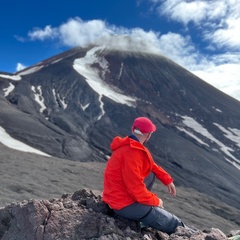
[102,116,185,235]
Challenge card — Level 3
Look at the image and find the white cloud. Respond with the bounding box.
[28,17,162,54]
[14,35,26,42]
[192,62,240,100]
[153,0,231,25]
[16,63,27,72]
[152,0,240,50]
[59,18,111,47]
[156,32,198,66]
[156,0,210,25]
[207,17,240,49]
[28,25,58,41]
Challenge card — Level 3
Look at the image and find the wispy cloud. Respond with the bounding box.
[16,63,27,72]
[155,0,211,25]
[28,25,58,41]
[25,0,240,101]
[27,18,162,53]
[154,0,240,50]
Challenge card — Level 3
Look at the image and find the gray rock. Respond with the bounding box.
[0,189,238,240]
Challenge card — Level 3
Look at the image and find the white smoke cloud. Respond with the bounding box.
[28,17,162,54]
[16,63,27,72]
[28,25,58,41]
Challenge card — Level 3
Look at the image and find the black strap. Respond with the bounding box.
[139,206,153,220]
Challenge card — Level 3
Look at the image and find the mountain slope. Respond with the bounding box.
[0,46,239,213]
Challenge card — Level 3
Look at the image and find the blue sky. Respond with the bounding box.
[1,0,240,101]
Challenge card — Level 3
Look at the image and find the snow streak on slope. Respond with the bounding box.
[213,123,240,148]
[178,115,240,170]
[0,126,50,157]
[176,126,209,147]
[0,66,43,82]
[52,89,68,110]
[0,74,21,81]
[18,66,43,75]
[212,106,222,113]
[3,83,15,97]
[31,86,47,113]
[73,46,136,120]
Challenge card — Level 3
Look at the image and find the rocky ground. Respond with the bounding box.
[0,189,240,240]
[0,143,239,236]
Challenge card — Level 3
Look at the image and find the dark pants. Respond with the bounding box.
[114,172,183,234]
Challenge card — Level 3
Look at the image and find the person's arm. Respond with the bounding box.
[152,162,173,185]
[152,162,176,197]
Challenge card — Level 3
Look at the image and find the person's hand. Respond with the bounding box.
[158,198,164,208]
[167,182,176,197]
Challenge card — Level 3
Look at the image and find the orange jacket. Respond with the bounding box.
[102,136,173,210]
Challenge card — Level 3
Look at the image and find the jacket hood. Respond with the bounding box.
[110,136,144,151]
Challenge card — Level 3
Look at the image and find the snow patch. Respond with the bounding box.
[3,83,15,96]
[213,123,240,148]
[19,66,43,75]
[32,86,47,113]
[51,58,63,64]
[225,158,240,171]
[59,97,67,109]
[0,74,21,81]
[179,115,240,169]
[73,46,136,120]
[212,106,222,113]
[52,89,68,109]
[0,126,50,157]
[0,65,43,82]
[176,126,209,147]
[81,103,90,111]
[118,62,124,80]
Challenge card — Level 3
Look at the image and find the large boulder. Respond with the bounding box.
[0,189,238,240]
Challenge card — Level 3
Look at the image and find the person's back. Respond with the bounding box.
[103,136,133,209]
[103,135,161,210]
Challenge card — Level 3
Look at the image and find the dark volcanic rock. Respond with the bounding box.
[0,189,238,240]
